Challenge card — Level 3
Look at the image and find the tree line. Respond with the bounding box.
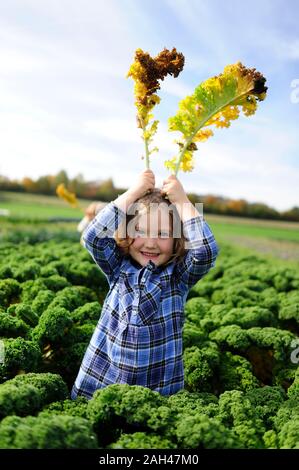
[0,170,298,222]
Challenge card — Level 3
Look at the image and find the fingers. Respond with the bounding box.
[85,202,97,215]
[142,169,155,176]
[161,183,169,194]
[139,171,155,191]
[146,174,155,188]
[85,210,95,221]
[163,175,176,184]
[165,174,176,179]
[142,169,155,179]
[161,176,177,197]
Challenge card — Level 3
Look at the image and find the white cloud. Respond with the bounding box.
[257,36,299,61]
[73,92,132,113]
[0,110,132,181]
[0,0,138,84]
[0,49,50,74]
[1,101,298,212]
[0,25,131,80]
[163,0,229,63]
[161,76,193,98]
[181,133,299,211]
[83,118,139,143]
[288,39,299,59]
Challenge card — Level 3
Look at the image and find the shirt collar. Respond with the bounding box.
[125,256,170,275]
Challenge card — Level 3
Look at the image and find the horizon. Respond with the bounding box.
[0,169,297,214]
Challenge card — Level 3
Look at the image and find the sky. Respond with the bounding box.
[0,0,298,211]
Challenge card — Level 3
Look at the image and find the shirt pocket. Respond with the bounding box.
[118,273,134,323]
[129,279,162,327]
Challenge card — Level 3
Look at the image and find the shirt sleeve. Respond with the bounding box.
[173,216,219,292]
[81,201,126,284]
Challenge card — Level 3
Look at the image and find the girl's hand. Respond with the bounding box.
[85,202,102,221]
[129,169,155,199]
[161,175,188,205]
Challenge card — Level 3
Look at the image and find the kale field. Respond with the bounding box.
[0,199,298,449]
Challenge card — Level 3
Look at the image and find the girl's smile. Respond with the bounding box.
[141,251,160,258]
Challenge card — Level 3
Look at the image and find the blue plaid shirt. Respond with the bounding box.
[71,201,219,398]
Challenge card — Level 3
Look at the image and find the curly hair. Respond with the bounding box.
[114,188,187,266]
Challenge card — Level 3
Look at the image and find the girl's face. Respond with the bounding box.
[128,208,174,268]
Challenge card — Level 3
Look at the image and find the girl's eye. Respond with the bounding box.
[159,232,169,238]
[136,229,145,236]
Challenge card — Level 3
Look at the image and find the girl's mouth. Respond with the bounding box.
[141,251,160,258]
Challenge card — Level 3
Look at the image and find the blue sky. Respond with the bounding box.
[0,0,298,211]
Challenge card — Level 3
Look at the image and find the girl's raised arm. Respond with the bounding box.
[82,169,155,284]
[161,174,219,291]
[81,201,126,285]
[174,216,219,291]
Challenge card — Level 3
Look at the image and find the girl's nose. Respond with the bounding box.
[144,237,157,248]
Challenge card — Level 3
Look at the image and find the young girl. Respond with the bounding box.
[71,169,219,398]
